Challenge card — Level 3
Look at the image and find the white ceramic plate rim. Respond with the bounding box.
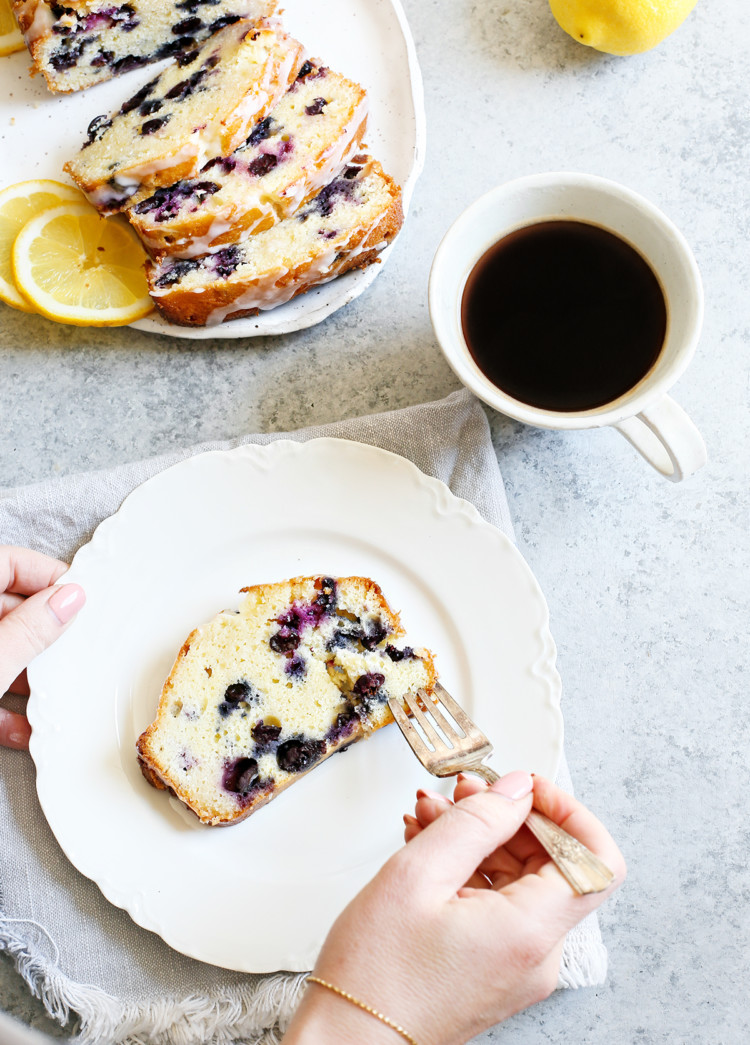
[27,438,563,972]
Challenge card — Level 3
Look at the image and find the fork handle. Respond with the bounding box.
[471,765,615,895]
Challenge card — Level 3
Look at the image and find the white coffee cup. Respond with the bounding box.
[429,173,707,482]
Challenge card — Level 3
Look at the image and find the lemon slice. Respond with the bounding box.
[12,202,154,326]
[0,0,24,56]
[0,179,85,311]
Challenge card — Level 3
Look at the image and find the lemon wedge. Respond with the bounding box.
[0,179,86,312]
[12,202,153,326]
[549,0,699,55]
[0,0,24,57]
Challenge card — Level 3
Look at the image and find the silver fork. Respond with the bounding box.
[388,682,615,895]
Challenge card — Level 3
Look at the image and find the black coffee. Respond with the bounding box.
[461,220,667,412]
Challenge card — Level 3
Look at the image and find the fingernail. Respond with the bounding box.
[416,788,451,804]
[494,771,534,801]
[8,720,31,748]
[403,813,419,826]
[48,584,86,625]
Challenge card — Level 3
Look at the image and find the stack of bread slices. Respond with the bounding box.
[15,2,403,327]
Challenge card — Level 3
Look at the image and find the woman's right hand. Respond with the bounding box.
[284,772,625,1045]
[0,545,85,749]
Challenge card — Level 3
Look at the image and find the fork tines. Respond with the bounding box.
[388,682,489,759]
[433,682,488,741]
[404,688,462,751]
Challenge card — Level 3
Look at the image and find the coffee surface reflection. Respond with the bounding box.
[460,220,667,413]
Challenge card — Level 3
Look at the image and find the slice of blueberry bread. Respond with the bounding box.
[147,156,403,325]
[136,576,437,826]
[128,60,368,259]
[12,0,276,93]
[64,18,305,213]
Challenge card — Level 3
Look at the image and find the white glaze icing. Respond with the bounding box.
[18,0,278,92]
[161,205,275,258]
[87,178,142,211]
[87,144,199,211]
[201,212,389,326]
[279,94,369,211]
[130,144,202,182]
[197,30,301,164]
[136,88,367,257]
[72,22,299,212]
[17,0,54,43]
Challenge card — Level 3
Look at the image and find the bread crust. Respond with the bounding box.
[149,163,404,326]
[136,575,436,826]
[14,0,278,94]
[129,108,368,259]
[64,21,304,208]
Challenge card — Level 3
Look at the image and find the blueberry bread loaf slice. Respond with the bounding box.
[148,156,403,325]
[64,18,304,213]
[12,0,276,94]
[128,60,368,259]
[136,576,437,826]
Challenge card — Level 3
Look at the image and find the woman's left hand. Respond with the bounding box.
[0,545,85,749]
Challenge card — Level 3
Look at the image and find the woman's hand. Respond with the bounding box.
[283,772,625,1045]
[0,545,85,749]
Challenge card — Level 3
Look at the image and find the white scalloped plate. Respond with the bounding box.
[27,439,562,972]
[0,0,425,339]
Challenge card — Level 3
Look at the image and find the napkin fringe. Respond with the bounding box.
[0,917,105,1029]
[1,915,309,1044]
[3,909,607,1042]
[556,913,609,989]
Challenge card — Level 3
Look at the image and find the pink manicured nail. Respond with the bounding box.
[48,584,86,625]
[416,788,451,804]
[494,771,534,801]
[6,716,31,748]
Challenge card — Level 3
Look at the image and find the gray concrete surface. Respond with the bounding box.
[1,0,748,1042]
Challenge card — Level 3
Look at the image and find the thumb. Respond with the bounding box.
[0,583,86,694]
[402,771,534,896]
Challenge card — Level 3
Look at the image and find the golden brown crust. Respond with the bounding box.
[63,156,196,200]
[136,575,436,826]
[136,754,169,791]
[16,0,280,94]
[135,629,197,774]
[150,167,404,326]
[139,719,370,826]
[131,119,369,259]
[133,202,274,258]
[64,23,304,204]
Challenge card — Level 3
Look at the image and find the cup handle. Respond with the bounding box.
[613,394,707,482]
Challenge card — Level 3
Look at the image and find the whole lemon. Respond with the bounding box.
[548,0,699,55]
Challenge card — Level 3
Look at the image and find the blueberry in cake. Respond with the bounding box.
[128,60,368,259]
[12,0,277,93]
[63,18,305,212]
[136,576,437,826]
[146,155,403,325]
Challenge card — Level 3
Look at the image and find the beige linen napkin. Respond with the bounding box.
[0,389,607,1045]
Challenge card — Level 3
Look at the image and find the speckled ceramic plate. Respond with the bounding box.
[0,0,425,339]
[27,439,562,972]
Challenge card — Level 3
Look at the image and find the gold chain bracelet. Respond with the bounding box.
[306,976,419,1045]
